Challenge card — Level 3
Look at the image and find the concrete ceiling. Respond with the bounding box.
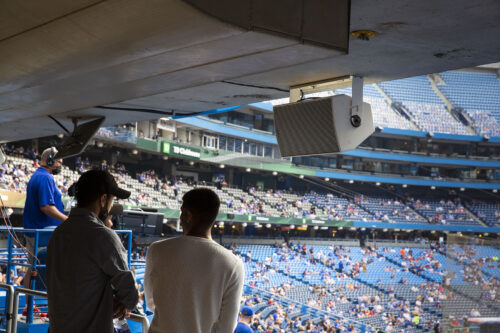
[1,0,500,142]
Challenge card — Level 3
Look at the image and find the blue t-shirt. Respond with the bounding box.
[23,167,64,234]
[234,322,253,333]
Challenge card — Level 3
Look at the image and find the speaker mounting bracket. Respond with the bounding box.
[289,75,364,127]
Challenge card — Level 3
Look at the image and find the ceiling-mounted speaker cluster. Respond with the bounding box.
[274,95,374,157]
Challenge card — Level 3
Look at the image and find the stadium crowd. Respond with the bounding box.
[227,239,500,332]
[1,143,498,229]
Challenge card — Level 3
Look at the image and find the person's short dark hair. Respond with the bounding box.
[182,188,220,229]
[75,170,130,207]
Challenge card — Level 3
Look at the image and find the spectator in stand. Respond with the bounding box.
[145,188,244,333]
[83,157,90,169]
[234,306,254,333]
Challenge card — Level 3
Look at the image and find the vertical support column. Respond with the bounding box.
[127,230,132,268]
[27,232,40,325]
[227,168,234,185]
[6,234,12,285]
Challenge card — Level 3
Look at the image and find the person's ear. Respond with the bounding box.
[185,210,193,225]
[100,194,107,207]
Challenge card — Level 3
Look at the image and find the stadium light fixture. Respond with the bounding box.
[375,182,381,186]
[361,228,366,231]
[242,223,247,227]
[231,225,235,229]
[220,164,225,168]
[350,227,356,231]
[493,189,498,193]
[132,149,138,155]
[97,141,104,148]
[272,171,278,176]
[189,161,194,166]
[402,184,408,188]
[338,227,343,230]
[218,221,224,226]
[484,233,489,236]
[162,156,168,160]
[325,177,330,181]
[430,186,436,190]
[313,226,319,230]
[290,225,295,229]
[320,227,328,230]
[349,180,354,184]
[460,187,465,191]
[299,175,304,179]
[57,133,64,139]
[246,168,251,172]
[383,228,388,232]
[265,223,271,228]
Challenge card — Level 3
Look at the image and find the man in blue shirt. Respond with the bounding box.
[234,306,253,333]
[23,147,67,287]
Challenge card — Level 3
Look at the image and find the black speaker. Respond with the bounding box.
[121,211,164,236]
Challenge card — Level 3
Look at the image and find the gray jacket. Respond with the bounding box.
[47,208,138,333]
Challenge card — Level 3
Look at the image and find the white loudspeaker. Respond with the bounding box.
[273,95,374,157]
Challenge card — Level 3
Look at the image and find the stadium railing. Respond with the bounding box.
[10,288,150,333]
[0,283,14,333]
[0,227,134,331]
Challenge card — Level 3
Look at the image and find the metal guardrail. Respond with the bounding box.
[11,288,149,333]
[0,284,14,333]
[11,288,46,333]
[0,227,134,326]
[129,312,150,333]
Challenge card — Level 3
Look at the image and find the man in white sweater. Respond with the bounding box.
[145,188,244,333]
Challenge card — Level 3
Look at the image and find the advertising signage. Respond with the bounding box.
[161,141,201,160]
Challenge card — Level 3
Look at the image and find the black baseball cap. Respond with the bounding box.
[75,170,131,199]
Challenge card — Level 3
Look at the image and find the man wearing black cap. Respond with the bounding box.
[46,170,138,333]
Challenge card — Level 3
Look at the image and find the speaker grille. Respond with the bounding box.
[274,97,340,157]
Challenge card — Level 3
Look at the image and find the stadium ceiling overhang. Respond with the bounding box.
[1,0,500,142]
